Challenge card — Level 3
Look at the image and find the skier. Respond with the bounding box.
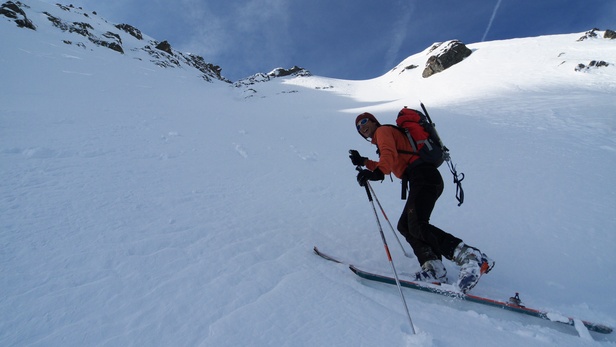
[350,112,494,293]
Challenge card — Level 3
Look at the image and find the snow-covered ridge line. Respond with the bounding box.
[6,1,614,88]
[1,0,229,82]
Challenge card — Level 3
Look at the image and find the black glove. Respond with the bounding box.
[356,168,384,187]
[349,149,367,167]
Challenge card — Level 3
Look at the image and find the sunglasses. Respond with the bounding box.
[356,118,369,130]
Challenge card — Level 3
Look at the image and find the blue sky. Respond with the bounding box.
[60,0,615,81]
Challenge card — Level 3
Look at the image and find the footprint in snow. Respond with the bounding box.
[234,143,248,158]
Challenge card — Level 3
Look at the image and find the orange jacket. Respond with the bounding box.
[365,126,418,178]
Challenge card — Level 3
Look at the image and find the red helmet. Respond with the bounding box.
[355,112,381,138]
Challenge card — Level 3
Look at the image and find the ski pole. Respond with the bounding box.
[362,180,417,334]
[354,165,412,258]
[366,182,414,259]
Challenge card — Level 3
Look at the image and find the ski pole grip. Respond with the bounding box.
[355,165,373,201]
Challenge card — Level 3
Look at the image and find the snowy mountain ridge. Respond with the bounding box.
[4,0,614,88]
[2,0,229,82]
[2,1,616,346]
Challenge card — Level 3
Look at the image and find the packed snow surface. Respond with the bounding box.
[1,1,615,346]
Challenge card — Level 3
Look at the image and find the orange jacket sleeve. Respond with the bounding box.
[365,126,415,178]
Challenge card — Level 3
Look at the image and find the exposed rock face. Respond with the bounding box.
[1,1,35,30]
[575,28,614,72]
[143,41,226,82]
[155,40,173,54]
[2,1,230,83]
[575,60,610,72]
[182,54,225,82]
[43,11,124,53]
[578,28,616,41]
[578,28,600,41]
[422,40,472,78]
[267,66,312,78]
[115,23,143,40]
[234,66,312,87]
[232,66,312,98]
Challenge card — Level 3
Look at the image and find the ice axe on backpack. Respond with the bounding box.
[419,102,465,206]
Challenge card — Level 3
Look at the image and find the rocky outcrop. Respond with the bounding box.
[43,11,124,53]
[267,66,312,78]
[115,23,143,40]
[234,66,311,87]
[142,40,227,82]
[1,1,35,30]
[575,28,614,72]
[155,40,173,55]
[575,60,610,72]
[3,1,230,83]
[578,28,616,41]
[577,28,600,41]
[422,40,472,78]
[181,53,225,82]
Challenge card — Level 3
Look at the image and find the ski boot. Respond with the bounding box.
[413,259,447,284]
[453,243,495,293]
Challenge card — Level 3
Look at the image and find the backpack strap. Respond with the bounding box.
[398,127,433,155]
[402,128,418,153]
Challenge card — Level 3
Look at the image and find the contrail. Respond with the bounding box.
[482,0,502,42]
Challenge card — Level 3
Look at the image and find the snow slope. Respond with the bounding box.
[1,1,615,346]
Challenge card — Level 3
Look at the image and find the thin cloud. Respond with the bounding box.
[482,0,502,42]
[178,0,230,57]
[384,6,414,70]
[180,0,293,77]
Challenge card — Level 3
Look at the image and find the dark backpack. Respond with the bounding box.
[393,106,449,168]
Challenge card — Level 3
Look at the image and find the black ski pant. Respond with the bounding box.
[397,163,462,266]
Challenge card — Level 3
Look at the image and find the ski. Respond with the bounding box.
[314,246,612,335]
[313,246,345,264]
[349,265,613,335]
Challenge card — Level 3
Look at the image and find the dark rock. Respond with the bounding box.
[578,28,600,41]
[91,38,124,53]
[44,12,68,30]
[5,0,227,83]
[575,60,610,72]
[267,66,311,78]
[0,1,21,18]
[115,23,143,40]
[43,12,124,54]
[103,31,122,45]
[69,21,94,37]
[141,45,229,82]
[605,29,616,39]
[155,40,173,54]
[182,53,227,82]
[233,66,311,88]
[144,43,180,67]
[422,40,472,78]
[1,1,36,30]
[591,60,609,67]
